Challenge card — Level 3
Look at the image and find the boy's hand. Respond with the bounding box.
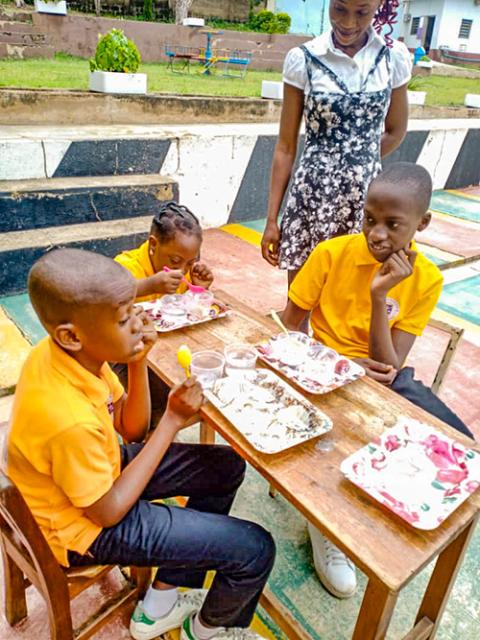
[152,269,183,294]
[353,357,397,385]
[371,248,416,298]
[131,308,157,361]
[191,262,214,289]
[165,377,204,426]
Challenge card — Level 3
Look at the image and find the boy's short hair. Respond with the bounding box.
[28,248,135,328]
[373,162,433,215]
[150,201,202,244]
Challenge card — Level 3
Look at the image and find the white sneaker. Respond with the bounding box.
[130,589,207,640]
[307,522,357,598]
[181,614,264,639]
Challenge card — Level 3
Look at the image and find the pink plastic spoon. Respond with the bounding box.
[163,266,206,294]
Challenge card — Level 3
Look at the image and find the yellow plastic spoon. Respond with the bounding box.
[177,344,192,378]
[270,310,289,335]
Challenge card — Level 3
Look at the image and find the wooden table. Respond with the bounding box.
[148,291,480,640]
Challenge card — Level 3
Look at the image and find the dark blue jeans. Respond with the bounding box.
[391,367,473,439]
[68,443,275,628]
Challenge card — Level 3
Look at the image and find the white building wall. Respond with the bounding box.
[399,0,480,54]
[436,0,480,54]
[399,0,445,50]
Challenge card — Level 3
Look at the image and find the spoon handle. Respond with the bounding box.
[270,310,289,335]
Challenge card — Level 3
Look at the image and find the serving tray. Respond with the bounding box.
[205,369,333,454]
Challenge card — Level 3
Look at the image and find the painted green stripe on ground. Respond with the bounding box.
[0,293,46,345]
[438,275,480,326]
[430,190,480,224]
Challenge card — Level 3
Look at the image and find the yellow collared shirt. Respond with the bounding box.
[289,233,443,359]
[7,337,124,566]
[114,240,188,302]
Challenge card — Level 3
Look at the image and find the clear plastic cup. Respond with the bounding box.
[224,344,257,376]
[184,290,215,319]
[190,350,225,390]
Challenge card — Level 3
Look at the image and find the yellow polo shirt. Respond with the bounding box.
[115,240,188,302]
[289,233,443,359]
[7,337,124,566]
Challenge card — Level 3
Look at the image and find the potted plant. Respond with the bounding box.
[407,76,426,106]
[89,29,147,95]
[34,0,67,15]
[416,55,433,69]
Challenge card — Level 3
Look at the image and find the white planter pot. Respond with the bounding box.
[416,60,433,68]
[465,93,480,108]
[407,90,426,106]
[34,0,67,15]
[261,80,283,100]
[182,18,205,27]
[89,70,147,95]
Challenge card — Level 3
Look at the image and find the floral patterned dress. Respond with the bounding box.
[279,45,392,271]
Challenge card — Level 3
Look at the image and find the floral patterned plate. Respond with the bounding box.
[256,333,365,394]
[139,299,230,333]
[205,369,333,454]
[340,419,480,530]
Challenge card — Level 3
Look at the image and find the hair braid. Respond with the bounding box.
[373,0,399,47]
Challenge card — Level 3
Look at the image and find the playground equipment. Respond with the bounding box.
[164,31,253,79]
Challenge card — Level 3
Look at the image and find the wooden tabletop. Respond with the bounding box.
[148,290,480,593]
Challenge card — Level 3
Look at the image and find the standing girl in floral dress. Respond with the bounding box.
[261,0,411,291]
[261,0,412,600]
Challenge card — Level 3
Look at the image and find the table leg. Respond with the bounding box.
[352,578,398,640]
[414,516,478,638]
[199,420,216,444]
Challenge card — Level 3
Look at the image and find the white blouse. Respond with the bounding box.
[283,27,412,94]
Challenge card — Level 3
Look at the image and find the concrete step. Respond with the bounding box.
[0,174,178,295]
[0,42,54,58]
[0,31,49,45]
[0,8,33,23]
[0,174,178,233]
[0,136,173,181]
[0,19,37,33]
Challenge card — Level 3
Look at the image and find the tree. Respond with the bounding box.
[173,0,194,24]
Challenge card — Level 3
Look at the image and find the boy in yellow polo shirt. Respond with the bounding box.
[281,162,473,600]
[7,249,273,640]
[115,201,213,303]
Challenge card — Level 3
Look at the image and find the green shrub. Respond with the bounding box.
[249,9,291,34]
[89,29,141,74]
[407,76,425,91]
[275,12,291,34]
[143,0,154,22]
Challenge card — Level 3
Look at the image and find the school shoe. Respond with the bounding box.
[307,521,357,599]
[130,588,207,640]
[181,614,264,640]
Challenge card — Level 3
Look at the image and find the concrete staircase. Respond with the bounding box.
[0,7,53,59]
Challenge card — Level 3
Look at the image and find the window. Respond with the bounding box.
[459,19,473,39]
[411,17,420,36]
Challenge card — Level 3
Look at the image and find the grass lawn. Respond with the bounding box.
[0,53,479,104]
[0,53,282,97]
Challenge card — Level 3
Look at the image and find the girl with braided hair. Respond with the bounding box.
[261,0,410,599]
[261,1,409,286]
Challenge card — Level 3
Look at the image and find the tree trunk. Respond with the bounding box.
[94,0,101,17]
[175,0,194,24]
